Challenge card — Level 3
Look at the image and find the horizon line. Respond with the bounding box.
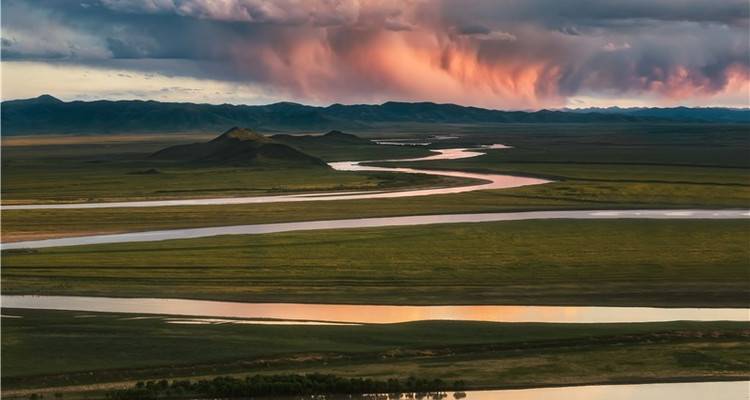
[4,94,749,112]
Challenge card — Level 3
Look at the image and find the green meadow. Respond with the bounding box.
[0,133,437,204]
[3,219,749,307]
[2,309,748,395]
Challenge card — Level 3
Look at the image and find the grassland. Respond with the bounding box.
[4,219,748,307]
[2,309,748,396]
[0,133,441,204]
[3,124,748,242]
[2,123,749,397]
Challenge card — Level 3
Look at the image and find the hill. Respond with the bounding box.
[0,95,718,135]
[271,130,373,146]
[151,127,329,168]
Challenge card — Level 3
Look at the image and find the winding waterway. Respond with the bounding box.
[4,144,745,251]
[1,147,548,210]
[2,295,746,324]
[2,209,747,249]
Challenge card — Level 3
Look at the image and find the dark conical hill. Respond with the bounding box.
[151,127,328,168]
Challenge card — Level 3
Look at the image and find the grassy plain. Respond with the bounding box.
[2,123,749,397]
[0,134,438,204]
[2,124,749,241]
[3,219,748,307]
[2,309,748,395]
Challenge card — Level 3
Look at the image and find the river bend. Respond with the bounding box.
[2,147,549,210]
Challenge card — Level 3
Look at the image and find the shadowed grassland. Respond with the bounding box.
[4,219,748,307]
[2,309,748,395]
[0,135,437,204]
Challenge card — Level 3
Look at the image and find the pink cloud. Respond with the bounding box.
[18,0,746,108]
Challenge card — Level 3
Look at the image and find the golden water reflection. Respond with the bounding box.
[456,381,749,400]
[244,381,749,400]
[2,296,746,324]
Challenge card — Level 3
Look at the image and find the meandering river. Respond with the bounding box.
[1,147,549,210]
[3,144,745,250]
[2,209,747,250]
[2,295,746,324]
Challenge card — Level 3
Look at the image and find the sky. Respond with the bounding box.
[2,0,749,110]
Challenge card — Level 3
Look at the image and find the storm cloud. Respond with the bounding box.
[2,0,748,108]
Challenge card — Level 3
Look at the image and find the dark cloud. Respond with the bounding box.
[553,24,749,98]
[439,0,749,28]
[98,0,353,26]
[557,26,581,36]
[2,0,748,107]
[455,22,492,35]
[105,36,158,58]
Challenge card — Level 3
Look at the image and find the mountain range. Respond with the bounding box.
[2,95,748,135]
[563,106,750,122]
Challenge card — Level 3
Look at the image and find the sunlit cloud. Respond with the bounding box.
[2,0,748,108]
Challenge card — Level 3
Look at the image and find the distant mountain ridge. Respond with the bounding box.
[2,95,747,135]
[564,106,750,122]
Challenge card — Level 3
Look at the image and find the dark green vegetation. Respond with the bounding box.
[109,374,461,399]
[2,309,748,396]
[4,220,749,307]
[9,95,740,135]
[0,132,449,206]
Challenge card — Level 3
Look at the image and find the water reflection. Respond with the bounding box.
[2,296,746,323]
[162,317,361,326]
[450,381,749,400]
[2,209,747,250]
[216,381,749,400]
